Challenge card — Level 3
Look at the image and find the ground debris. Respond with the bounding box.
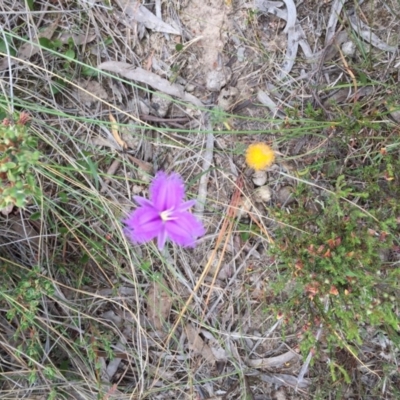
[0,17,60,71]
[185,323,216,364]
[246,349,300,369]
[147,278,172,332]
[116,0,180,35]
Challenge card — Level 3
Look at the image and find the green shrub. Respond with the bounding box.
[0,112,40,210]
[269,178,399,356]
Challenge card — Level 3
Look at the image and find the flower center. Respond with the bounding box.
[160,208,176,222]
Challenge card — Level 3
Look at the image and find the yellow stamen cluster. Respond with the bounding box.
[245,143,275,171]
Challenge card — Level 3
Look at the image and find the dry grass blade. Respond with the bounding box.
[195,113,214,217]
[257,90,285,118]
[337,46,358,102]
[100,159,121,193]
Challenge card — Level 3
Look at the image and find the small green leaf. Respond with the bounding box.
[175,43,183,52]
[38,37,53,50]
[0,108,7,120]
[50,79,65,95]
[82,65,99,77]
[58,192,68,203]
[27,0,35,10]
[80,253,90,264]
[0,38,17,57]
[85,157,99,189]
[5,161,17,169]
[29,211,41,221]
[15,196,26,208]
[64,49,75,60]
[7,170,16,182]
[59,359,70,372]
[139,260,151,272]
[104,36,113,46]
[53,39,63,49]
[240,231,250,242]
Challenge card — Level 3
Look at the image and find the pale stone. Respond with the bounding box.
[252,170,268,186]
[254,186,272,203]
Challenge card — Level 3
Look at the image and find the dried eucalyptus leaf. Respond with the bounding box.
[98,61,202,107]
[348,13,397,53]
[117,0,180,35]
[185,323,216,364]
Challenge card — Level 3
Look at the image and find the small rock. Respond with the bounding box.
[218,87,239,111]
[206,66,232,92]
[252,170,268,186]
[388,108,400,123]
[151,92,172,117]
[276,186,295,206]
[132,184,143,195]
[237,47,245,62]
[341,41,356,56]
[378,249,390,262]
[185,83,195,92]
[254,186,272,203]
[126,98,150,115]
[138,100,150,115]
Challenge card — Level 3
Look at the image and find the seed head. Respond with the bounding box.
[245,143,275,171]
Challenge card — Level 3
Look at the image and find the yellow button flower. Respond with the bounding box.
[245,143,275,171]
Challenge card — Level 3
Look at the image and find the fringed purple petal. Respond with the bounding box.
[176,199,196,212]
[150,171,185,211]
[165,211,205,247]
[124,206,162,244]
[134,196,154,207]
[157,227,168,250]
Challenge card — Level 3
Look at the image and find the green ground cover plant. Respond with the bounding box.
[0,112,40,209]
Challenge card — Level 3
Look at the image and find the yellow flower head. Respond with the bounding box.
[245,143,275,171]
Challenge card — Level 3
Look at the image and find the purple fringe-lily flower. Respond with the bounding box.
[124,172,205,250]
